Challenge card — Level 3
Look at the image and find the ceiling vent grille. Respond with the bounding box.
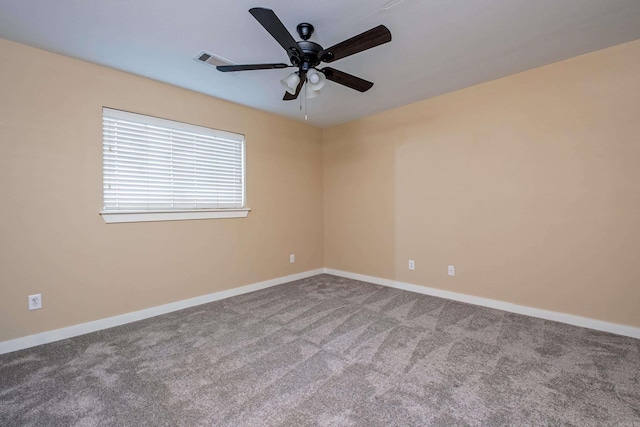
[194,51,235,68]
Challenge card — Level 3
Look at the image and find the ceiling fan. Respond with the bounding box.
[216,7,392,100]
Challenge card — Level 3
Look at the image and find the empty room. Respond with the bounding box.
[1,0,639,425]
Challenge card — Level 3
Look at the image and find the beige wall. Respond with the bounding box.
[0,38,324,342]
[2,36,640,344]
[324,39,640,328]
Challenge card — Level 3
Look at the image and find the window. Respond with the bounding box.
[100,108,248,223]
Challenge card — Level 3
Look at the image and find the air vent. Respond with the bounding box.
[194,51,235,68]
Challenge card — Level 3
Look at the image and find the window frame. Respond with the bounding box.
[100,108,249,224]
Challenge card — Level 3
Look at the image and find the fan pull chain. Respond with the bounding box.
[296,78,309,120]
[303,79,308,120]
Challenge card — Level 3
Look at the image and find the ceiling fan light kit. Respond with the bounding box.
[216,7,391,105]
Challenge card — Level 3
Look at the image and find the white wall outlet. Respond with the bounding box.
[290,254,295,263]
[408,260,415,270]
[28,294,42,310]
[448,265,455,276]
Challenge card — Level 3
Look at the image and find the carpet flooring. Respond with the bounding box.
[1,274,639,426]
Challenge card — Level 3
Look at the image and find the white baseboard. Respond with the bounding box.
[0,269,324,355]
[3,267,638,355]
[323,268,640,340]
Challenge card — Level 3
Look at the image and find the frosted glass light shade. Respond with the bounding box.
[306,69,326,91]
[306,85,321,98]
[281,72,300,94]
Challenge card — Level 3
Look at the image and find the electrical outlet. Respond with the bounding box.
[448,265,455,276]
[290,254,295,263]
[28,294,42,310]
[408,260,415,270]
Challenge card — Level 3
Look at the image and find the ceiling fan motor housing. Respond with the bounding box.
[295,22,328,71]
[297,40,323,71]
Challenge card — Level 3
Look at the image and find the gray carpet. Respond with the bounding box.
[1,274,639,426]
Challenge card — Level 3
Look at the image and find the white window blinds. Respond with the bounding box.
[102,108,245,212]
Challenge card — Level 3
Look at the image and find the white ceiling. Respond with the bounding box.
[1,0,640,127]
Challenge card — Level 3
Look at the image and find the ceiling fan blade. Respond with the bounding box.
[322,67,374,92]
[249,8,303,64]
[320,25,391,63]
[216,63,291,72]
[283,71,306,101]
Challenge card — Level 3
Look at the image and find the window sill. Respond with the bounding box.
[100,208,250,224]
